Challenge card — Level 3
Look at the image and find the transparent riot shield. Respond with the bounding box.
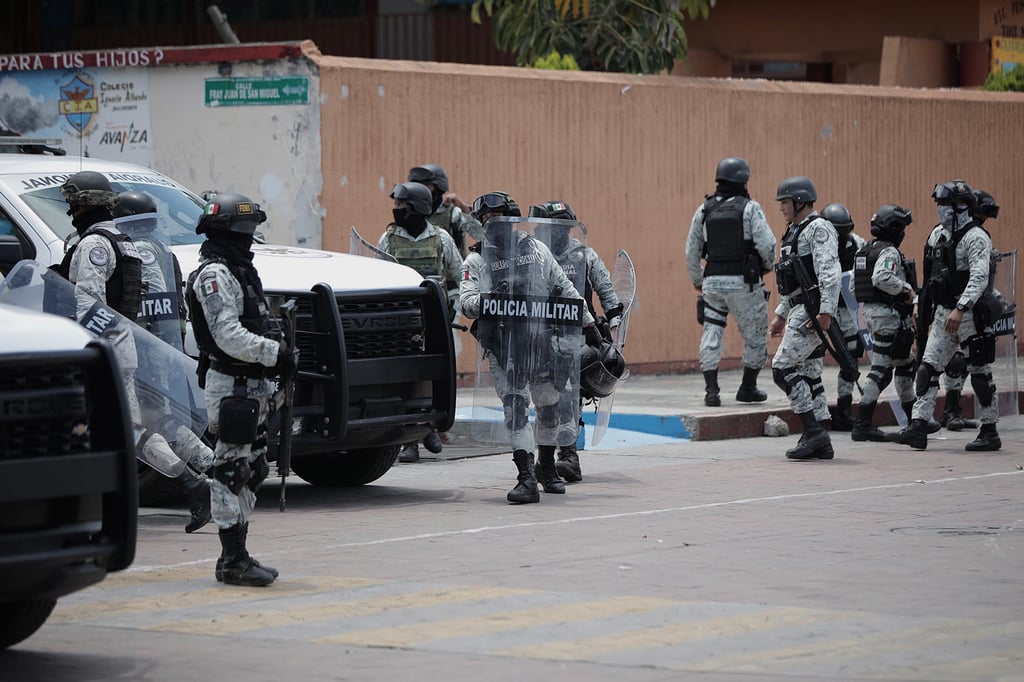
[982,249,1018,417]
[470,217,586,450]
[349,226,399,263]
[591,249,636,447]
[0,260,208,477]
[116,210,185,350]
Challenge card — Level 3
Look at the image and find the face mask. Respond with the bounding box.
[937,205,954,228]
[430,189,444,213]
[393,208,427,236]
[954,208,973,230]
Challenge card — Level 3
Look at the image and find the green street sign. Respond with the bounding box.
[204,76,309,107]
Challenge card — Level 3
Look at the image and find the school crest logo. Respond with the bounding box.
[59,72,99,135]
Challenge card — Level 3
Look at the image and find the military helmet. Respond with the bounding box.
[775,176,817,203]
[389,181,434,217]
[931,179,976,208]
[407,164,449,193]
[715,157,751,185]
[195,192,267,236]
[870,204,913,231]
[112,191,157,218]
[579,340,627,399]
[528,200,577,222]
[972,189,999,221]
[471,191,521,221]
[821,203,854,232]
[60,170,117,211]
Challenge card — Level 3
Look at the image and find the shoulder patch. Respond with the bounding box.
[88,246,109,266]
[201,277,219,297]
[138,246,157,266]
[204,292,223,315]
[813,225,830,244]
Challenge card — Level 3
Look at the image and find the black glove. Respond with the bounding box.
[277,341,298,376]
[605,303,624,321]
[584,324,603,348]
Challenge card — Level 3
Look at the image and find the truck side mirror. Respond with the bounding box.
[0,234,24,277]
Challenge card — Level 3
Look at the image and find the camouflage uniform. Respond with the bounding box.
[772,213,841,432]
[428,203,483,258]
[834,232,867,408]
[377,221,464,289]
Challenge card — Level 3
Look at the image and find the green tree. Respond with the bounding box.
[471,0,716,74]
[983,63,1024,92]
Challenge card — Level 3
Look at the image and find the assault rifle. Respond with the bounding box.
[276,299,297,512]
[790,256,862,390]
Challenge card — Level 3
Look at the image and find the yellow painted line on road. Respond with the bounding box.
[147,585,533,635]
[683,620,1024,674]
[315,595,677,648]
[49,576,381,624]
[496,606,852,660]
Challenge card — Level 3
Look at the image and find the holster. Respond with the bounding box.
[891,325,915,360]
[218,380,259,444]
[696,296,705,325]
[964,333,996,366]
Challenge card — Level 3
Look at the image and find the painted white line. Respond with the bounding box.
[128,470,1023,573]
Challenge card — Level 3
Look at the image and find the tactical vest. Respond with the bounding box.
[60,225,143,319]
[839,235,858,272]
[775,217,818,296]
[386,225,443,277]
[555,245,596,320]
[428,206,465,256]
[136,237,187,343]
[701,195,752,277]
[928,224,993,308]
[853,240,902,304]
[186,257,274,373]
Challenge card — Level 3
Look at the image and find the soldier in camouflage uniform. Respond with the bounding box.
[686,157,776,407]
[768,176,840,460]
[890,180,1001,451]
[849,205,917,441]
[820,203,866,430]
[378,181,463,462]
[408,164,483,258]
[186,192,290,585]
[529,200,623,483]
[61,171,210,533]
[460,192,603,504]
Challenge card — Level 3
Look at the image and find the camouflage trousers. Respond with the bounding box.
[205,369,273,529]
[912,306,997,424]
[485,349,577,453]
[699,278,769,372]
[860,304,915,405]
[771,304,828,420]
[835,302,862,399]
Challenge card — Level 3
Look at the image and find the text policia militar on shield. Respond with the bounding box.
[479,294,584,326]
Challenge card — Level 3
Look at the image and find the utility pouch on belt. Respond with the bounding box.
[696,295,705,325]
[219,396,259,444]
[964,333,996,366]
[972,291,1004,330]
[775,259,797,295]
[742,253,762,285]
[891,325,915,360]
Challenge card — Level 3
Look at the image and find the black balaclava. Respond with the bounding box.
[71,206,114,235]
[430,188,444,213]
[715,180,750,199]
[393,207,428,237]
[870,225,905,248]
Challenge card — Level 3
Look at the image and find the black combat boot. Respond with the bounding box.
[965,423,1001,452]
[735,366,767,403]
[507,450,540,504]
[831,395,855,432]
[888,418,929,449]
[216,522,279,583]
[535,446,566,494]
[217,524,276,586]
[177,466,211,534]
[422,430,444,453]
[786,411,833,460]
[851,402,888,442]
[555,444,582,482]
[942,390,977,431]
[703,369,721,407]
[902,399,940,434]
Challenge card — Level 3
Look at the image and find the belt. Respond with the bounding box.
[209,357,272,380]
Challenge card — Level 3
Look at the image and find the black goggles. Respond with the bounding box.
[472,193,510,214]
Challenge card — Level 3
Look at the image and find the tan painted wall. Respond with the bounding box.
[879,37,958,88]
[314,56,1024,377]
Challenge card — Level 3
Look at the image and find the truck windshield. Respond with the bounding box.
[20,181,205,246]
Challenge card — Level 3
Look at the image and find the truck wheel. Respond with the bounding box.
[0,599,57,649]
[291,445,400,486]
[137,463,183,507]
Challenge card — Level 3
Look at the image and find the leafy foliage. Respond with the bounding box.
[983,63,1024,92]
[531,50,581,70]
[470,0,716,74]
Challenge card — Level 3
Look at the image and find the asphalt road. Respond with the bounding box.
[4,420,1024,682]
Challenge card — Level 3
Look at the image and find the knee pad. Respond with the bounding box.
[915,362,939,397]
[505,394,530,432]
[807,376,824,398]
[867,365,894,392]
[214,457,252,495]
[970,372,995,406]
[247,452,270,492]
[894,361,916,378]
[772,367,793,394]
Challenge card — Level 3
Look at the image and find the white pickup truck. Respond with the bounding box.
[0,149,456,504]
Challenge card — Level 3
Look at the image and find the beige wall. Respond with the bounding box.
[879,36,958,87]
[314,56,1024,377]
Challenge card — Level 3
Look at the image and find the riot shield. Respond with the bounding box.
[470,217,586,450]
[349,226,399,263]
[981,249,1018,417]
[0,260,208,477]
[591,249,636,446]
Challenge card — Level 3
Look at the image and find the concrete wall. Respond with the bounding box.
[314,55,1024,376]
